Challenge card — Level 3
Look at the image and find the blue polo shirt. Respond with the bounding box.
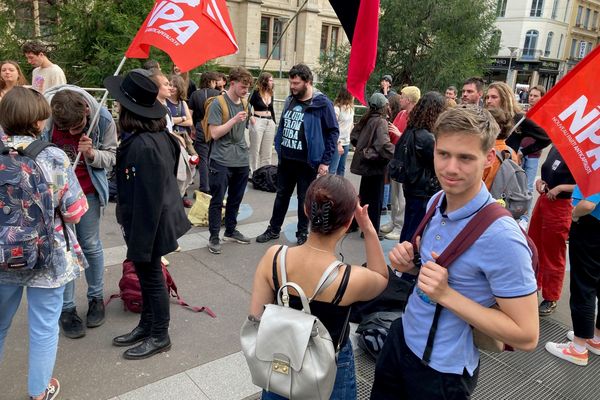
[572,186,600,221]
[402,184,537,375]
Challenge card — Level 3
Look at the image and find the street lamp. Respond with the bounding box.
[506,46,519,87]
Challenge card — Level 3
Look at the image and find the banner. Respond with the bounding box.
[528,45,600,197]
[329,0,380,105]
[126,0,238,72]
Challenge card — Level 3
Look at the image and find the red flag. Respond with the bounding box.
[528,45,600,197]
[126,0,238,72]
[329,0,380,105]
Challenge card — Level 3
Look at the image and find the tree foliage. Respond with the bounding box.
[315,44,350,100]
[376,0,499,92]
[0,0,215,87]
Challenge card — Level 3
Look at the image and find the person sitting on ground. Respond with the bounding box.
[0,87,89,400]
[249,174,389,399]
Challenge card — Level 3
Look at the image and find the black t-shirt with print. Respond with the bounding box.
[280,97,310,161]
[541,146,576,199]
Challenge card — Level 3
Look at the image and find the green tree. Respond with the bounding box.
[376,0,499,92]
[315,44,350,100]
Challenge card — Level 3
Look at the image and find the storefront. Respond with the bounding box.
[486,57,561,91]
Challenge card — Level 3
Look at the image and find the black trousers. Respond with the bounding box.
[400,194,429,243]
[193,135,210,194]
[371,319,479,400]
[569,215,600,339]
[134,256,169,339]
[208,159,249,238]
[358,174,385,233]
[268,158,316,236]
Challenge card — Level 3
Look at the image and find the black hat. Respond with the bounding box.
[104,71,166,119]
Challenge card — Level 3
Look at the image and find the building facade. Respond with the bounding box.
[215,0,347,76]
[564,0,600,73]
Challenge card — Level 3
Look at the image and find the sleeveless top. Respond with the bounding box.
[271,247,352,346]
[166,99,189,134]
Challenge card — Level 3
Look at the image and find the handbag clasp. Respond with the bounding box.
[272,360,290,375]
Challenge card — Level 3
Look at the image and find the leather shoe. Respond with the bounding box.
[123,336,171,360]
[112,326,150,347]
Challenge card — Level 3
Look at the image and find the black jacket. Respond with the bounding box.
[506,113,551,156]
[116,130,191,262]
[402,127,440,198]
[350,114,395,176]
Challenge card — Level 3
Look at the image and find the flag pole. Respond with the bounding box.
[72,55,128,167]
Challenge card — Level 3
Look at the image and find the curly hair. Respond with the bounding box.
[407,91,447,131]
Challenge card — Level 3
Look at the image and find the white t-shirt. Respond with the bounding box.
[32,64,67,93]
[334,105,354,146]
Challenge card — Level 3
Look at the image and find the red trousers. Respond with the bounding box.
[529,195,572,301]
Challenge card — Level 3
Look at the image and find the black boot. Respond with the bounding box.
[60,308,86,339]
[123,336,171,360]
[86,298,106,328]
[112,326,151,347]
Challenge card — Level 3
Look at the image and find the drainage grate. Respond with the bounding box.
[354,318,600,400]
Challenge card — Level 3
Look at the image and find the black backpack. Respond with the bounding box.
[388,128,417,184]
[252,165,278,192]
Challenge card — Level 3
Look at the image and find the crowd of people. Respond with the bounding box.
[1,39,599,400]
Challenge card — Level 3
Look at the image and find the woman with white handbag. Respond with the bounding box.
[244,175,389,399]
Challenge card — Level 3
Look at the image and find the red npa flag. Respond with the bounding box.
[126,0,238,72]
[528,45,600,197]
[329,0,380,105]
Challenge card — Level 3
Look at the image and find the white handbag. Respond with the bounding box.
[240,246,346,399]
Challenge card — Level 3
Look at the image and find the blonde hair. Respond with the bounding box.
[486,81,522,119]
[433,105,499,152]
[0,87,50,137]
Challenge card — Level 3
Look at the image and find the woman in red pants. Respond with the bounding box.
[528,145,575,316]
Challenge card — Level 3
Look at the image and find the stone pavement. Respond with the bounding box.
[0,157,583,400]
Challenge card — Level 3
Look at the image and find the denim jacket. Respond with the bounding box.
[274,90,339,168]
[41,85,117,207]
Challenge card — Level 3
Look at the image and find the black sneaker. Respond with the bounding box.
[208,236,221,254]
[297,232,308,246]
[60,309,86,339]
[86,298,106,328]
[223,230,251,244]
[539,300,558,316]
[256,227,280,243]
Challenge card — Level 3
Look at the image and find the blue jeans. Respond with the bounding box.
[0,284,65,398]
[63,193,104,310]
[262,340,357,400]
[329,145,349,176]
[521,156,539,219]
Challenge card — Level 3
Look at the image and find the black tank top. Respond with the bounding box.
[271,246,352,346]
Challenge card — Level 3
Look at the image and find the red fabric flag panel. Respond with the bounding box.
[528,45,600,197]
[126,0,238,72]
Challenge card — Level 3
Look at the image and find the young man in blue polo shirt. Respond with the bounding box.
[371,107,539,399]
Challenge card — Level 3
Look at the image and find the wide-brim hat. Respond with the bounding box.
[104,71,166,119]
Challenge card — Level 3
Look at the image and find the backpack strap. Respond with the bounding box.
[420,201,512,365]
[310,261,343,302]
[217,95,229,124]
[163,266,217,318]
[411,192,444,248]
[21,140,56,159]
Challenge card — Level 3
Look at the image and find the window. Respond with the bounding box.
[530,0,544,17]
[320,24,341,56]
[260,16,283,60]
[587,42,594,56]
[584,8,591,29]
[557,33,564,58]
[564,0,571,21]
[544,32,554,56]
[523,30,539,57]
[496,0,507,17]
[570,38,577,58]
[593,11,599,29]
[576,6,583,26]
[551,0,559,19]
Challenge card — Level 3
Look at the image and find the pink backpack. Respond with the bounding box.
[109,259,216,318]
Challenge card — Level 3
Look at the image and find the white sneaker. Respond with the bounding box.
[384,229,401,241]
[566,331,600,355]
[545,341,588,366]
[379,222,394,234]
